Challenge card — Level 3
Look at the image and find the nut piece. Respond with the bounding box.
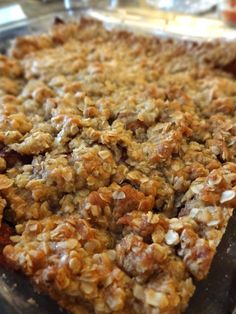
[133,283,144,301]
[190,183,204,194]
[56,239,78,250]
[112,191,126,200]
[98,150,110,160]
[145,289,169,308]
[165,230,180,246]
[106,288,125,311]
[220,190,236,203]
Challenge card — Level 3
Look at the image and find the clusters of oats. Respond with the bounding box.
[1,19,236,314]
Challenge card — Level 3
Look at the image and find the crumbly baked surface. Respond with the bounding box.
[1,18,236,314]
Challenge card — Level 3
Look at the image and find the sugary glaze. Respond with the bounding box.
[1,18,236,313]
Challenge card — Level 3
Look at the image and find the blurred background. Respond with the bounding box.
[0,0,225,22]
[0,0,235,38]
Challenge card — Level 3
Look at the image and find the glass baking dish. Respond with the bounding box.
[0,7,235,314]
[1,5,236,50]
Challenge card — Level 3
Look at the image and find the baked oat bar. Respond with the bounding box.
[1,18,236,313]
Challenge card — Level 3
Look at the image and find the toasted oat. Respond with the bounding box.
[0,175,13,190]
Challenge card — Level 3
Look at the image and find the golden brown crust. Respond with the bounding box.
[4,214,195,314]
[1,18,236,313]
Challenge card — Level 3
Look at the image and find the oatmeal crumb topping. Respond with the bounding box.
[1,18,236,314]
